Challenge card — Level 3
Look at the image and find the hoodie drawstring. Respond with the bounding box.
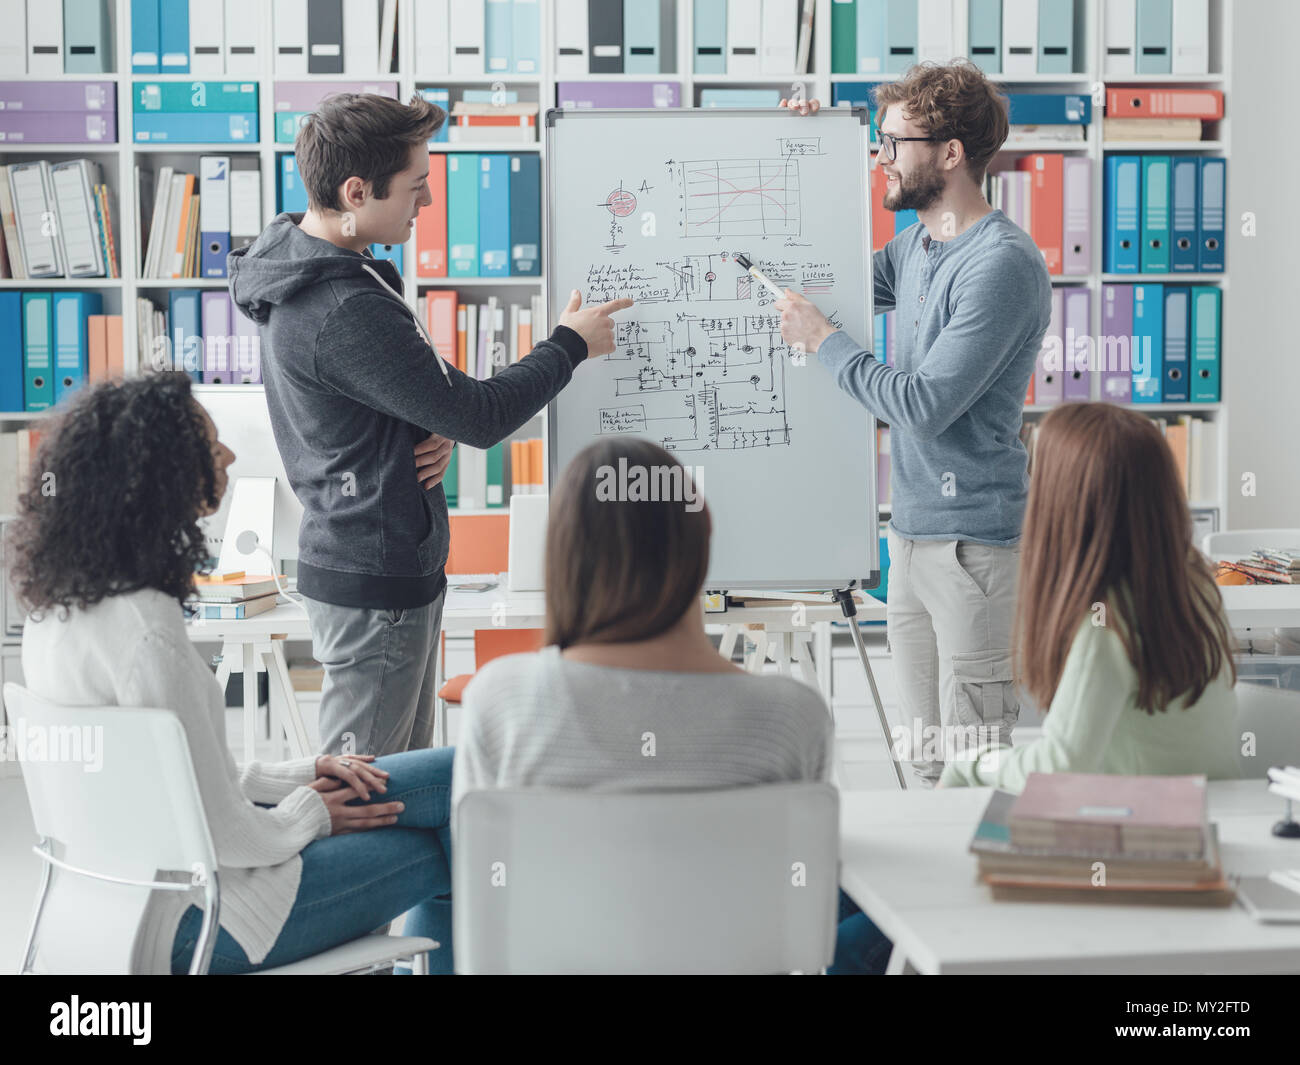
[360,262,453,388]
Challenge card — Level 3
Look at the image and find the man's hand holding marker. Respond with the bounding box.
[737,251,837,357]
[775,288,837,357]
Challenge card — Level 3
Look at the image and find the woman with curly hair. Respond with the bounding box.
[13,373,457,974]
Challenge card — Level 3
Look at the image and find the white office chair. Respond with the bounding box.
[1201,529,1300,560]
[7,683,438,975]
[453,783,839,975]
[1234,681,1300,780]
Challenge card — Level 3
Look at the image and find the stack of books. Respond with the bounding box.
[969,773,1233,906]
[1216,550,1300,585]
[191,571,283,620]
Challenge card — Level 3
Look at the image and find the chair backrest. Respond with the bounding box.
[1201,529,1300,560]
[472,627,544,670]
[453,783,839,974]
[446,513,509,575]
[1234,681,1300,779]
[5,683,217,974]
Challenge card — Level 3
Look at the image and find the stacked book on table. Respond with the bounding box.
[1216,550,1300,586]
[191,571,283,620]
[970,773,1233,906]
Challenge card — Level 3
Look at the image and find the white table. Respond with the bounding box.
[839,780,1300,974]
[439,577,884,692]
[188,580,874,760]
[1220,585,1300,629]
[187,604,313,763]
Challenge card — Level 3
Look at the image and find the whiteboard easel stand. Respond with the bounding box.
[717,592,906,792]
[831,588,907,791]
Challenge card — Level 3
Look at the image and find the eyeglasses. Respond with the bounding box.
[877,132,943,163]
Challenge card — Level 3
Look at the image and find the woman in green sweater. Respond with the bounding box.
[940,402,1241,790]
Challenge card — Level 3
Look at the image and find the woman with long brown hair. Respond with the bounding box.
[940,402,1240,789]
[454,437,893,973]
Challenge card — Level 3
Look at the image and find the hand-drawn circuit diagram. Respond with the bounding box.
[597,315,793,452]
[584,137,844,453]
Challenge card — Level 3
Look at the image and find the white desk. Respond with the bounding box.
[840,780,1300,975]
[187,579,1284,766]
[1220,585,1300,629]
[187,604,313,763]
[439,579,883,696]
[188,582,877,761]
[185,589,552,761]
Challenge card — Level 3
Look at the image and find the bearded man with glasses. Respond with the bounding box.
[776,61,1053,787]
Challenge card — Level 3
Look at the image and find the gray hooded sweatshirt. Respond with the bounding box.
[228,213,587,610]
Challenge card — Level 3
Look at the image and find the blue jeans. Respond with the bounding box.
[170,747,455,974]
[831,890,894,975]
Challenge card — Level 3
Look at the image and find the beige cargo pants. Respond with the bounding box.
[886,527,1022,786]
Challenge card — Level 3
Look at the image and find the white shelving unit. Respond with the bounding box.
[0,0,1234,521]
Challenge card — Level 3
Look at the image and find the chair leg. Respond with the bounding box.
[19,840,52,975]
[191,873,222,975]
[436,697,450,748]
[412,949,430,975]
[434,634,450,747]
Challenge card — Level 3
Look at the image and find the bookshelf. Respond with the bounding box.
[0,0,1234,523]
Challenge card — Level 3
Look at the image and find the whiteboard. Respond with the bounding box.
[545,107,878,591]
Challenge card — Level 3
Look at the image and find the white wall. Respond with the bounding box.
[1225,0,1300,531]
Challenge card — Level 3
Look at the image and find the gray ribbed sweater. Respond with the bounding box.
[452,646,835,817]
[21,587,331,973]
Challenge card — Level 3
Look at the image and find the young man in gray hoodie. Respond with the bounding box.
[229,93,631,756]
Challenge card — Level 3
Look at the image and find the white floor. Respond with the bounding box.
[0,628,1045,970]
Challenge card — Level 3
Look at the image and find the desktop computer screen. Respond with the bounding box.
[193,385,304,578]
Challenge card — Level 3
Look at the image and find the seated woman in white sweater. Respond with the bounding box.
[940,401,1241,790]
[454,437,892,974]
[14,373,458,974]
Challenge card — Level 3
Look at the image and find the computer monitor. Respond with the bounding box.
[193,385,304,576]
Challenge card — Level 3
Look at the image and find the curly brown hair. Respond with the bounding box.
[10,373,218,620]
[873,60,1010,184]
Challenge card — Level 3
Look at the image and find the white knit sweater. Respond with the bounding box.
[21,587,331,974]
[453,645,835,816]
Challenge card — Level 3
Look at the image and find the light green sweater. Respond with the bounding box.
[939,615,1242,791]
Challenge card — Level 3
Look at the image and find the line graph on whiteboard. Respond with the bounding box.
[679,157,802,238]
